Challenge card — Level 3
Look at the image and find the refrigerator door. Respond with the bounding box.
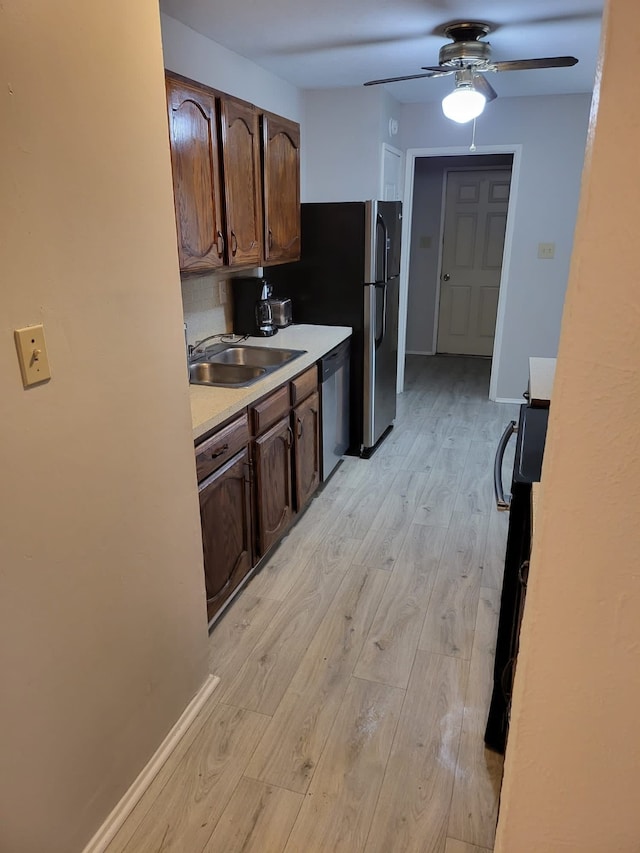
[379,200,402,279]
[365,201,402,284]
[363,276,399,450]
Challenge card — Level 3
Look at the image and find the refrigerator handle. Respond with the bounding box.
[374,283,387,346]
[377,213,389,284]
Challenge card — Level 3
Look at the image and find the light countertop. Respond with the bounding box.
[189,324,352,441]
[529,357,556,408]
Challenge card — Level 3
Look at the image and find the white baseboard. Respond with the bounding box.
[82,673,220,853]
[494,396,525,405]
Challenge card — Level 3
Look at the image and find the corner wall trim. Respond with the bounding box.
[81,673,220,853]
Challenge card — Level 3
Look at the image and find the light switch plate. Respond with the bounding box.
[538,242,556,259]
[218,281,228,304]
[14,324,51,386]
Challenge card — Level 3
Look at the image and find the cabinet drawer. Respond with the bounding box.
[250,385,290,435]
[195,412,250,482]
[290,365,318,406]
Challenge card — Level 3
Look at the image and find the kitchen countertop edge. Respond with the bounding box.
[528,356,556,408]
[190,324,352,441]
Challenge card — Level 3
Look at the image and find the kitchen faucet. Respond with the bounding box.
[189,333,250,361]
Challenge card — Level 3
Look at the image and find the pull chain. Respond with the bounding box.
[470,117,477,152]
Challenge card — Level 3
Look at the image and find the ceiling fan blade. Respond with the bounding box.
[421,65,451,73]
[473,74,498,102]
[364,71,442,86]
[492,56,578,72]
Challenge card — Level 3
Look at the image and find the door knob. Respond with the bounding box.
[442,273,450,281]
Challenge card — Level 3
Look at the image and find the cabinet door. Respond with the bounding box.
[166,74,225,273]
[293,390,320,512]
[199,448,253,623]
[254,416,294,557]
[262,113,301,264]
[220,96,263,267]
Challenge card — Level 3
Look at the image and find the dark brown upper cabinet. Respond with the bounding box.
[219,96,263,268]
[165,72,300,274]
[262,113,301,265]
[166,74,225,273]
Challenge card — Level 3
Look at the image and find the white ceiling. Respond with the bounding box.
[159,0,603,104]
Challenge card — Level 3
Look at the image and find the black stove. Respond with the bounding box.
[514,404,549,484]
[485,402,549,754]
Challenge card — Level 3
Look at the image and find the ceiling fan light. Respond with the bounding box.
[442,87,486,123]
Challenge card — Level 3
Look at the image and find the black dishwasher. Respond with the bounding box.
[485,401,549,754]
[320,339,351,482]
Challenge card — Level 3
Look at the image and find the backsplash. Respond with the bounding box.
[181,273,232,345]
[181,269,263,345]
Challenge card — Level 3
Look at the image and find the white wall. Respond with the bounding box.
[380,89,402,156]
[401,94,591,400]
[160,13,302,121]
[495,2,640,848]
[0,3,209,851]
[303,86,402,202]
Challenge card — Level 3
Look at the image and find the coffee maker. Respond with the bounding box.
[232,277,277,337]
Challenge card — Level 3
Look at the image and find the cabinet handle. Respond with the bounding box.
[216,230,225,257]
[231,231,238,256]
[286,426,293,449]
[211,443,229,460]
[268,229,273,249]
[296,417,303,438]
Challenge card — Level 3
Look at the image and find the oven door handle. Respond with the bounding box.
[494,420,518,511]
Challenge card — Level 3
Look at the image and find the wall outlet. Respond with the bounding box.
[538,242,556,259]
[218,281,228,304]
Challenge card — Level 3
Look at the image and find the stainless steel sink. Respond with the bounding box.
[206,345,305,368]
[188,362,266,388]
[189,343,307,388]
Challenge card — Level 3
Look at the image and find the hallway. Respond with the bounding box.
[107,355,519,853]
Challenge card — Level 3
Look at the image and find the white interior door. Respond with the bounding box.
[437,169,511,356]
[381,143,403,201]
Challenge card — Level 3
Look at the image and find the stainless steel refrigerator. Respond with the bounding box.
[268,200,402,456]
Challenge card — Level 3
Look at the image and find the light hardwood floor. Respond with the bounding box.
[106,355,519,853]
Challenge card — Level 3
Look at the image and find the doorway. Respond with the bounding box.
[380,143,403,201]
[397,146,521,398]
[437,166,512,356]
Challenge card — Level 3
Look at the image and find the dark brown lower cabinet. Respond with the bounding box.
[293,390,320,512]
[195,361,327,626]
[198,448,253,622]
[253,415,294,557]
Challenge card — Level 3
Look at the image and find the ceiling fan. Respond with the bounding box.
[364,22,578,122]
